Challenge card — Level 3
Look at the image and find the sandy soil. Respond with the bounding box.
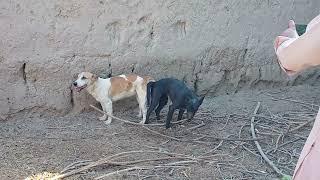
[1,84,320,180]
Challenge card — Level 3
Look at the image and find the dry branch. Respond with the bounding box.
[94,162,193,180]
[53,150,204,179]
[287,118,314,134]
[199,140,224,157]
[61,160,92,173]
[186,121,205,131]
[193,133,265,142]
[250,102,288,177]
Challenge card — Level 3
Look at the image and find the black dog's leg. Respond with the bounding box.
[145,93,161,124]
[166,105,177,129]
[177,108,185,120]
[155,95,168,120]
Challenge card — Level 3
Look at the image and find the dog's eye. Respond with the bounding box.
[81,77,87,80]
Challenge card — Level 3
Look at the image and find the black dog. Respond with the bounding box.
[145,78,204,128]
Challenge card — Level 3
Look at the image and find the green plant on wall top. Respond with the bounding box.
[296,24,307,36]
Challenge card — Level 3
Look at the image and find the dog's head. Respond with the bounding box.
[73,72,98,92]
[186,96,205,120]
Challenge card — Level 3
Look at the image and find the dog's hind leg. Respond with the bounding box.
[145,92,161,124]
[177,108,185,120]
[166,105,177,129]
[136,86,148,124]
[155,95,168,120]
[136,95,143,118]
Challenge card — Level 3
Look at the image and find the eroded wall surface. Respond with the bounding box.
[1,0,319,118]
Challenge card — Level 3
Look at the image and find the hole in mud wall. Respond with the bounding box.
[20,62,27,83]
[108,63,112,78]
[70,88,74,108]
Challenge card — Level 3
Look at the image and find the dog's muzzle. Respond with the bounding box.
[72,82,87,92]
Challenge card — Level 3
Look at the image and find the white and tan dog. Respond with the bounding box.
[73,72,154,124]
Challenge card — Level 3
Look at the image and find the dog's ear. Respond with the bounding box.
[73,73,78,79]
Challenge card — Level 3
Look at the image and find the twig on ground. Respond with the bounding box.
[47,124,82,129]
[0,135,99,141]
[199,140,224,157]
[94,161,196,180]
[140,175,175,180]
[274,134,283,153]
[61,160,92,173]
[186,121,205,131]
[106,157,195,166]
[218,115,230,131]
[193,133,265,142]
[266,138,301,155]
[192,135,206,141]
[238,123,250,138]
[241,144,261,158]
[250,102,288,177]
[94,165,181,180]
[53,150,204,179]
[287,118,314,134]
[276,149,293,166]
[217,162,267,176]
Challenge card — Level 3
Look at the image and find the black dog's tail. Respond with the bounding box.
[146,81,155,107]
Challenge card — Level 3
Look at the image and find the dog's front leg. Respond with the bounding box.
[99,102,108,121]
[166,105,176,129]
[140,107,147,124]
[139,95,148,124]
[177,109,185,120]
[104,100,113,125]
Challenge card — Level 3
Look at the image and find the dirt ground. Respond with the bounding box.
[1,84,320,180]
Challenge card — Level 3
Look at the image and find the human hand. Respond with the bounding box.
[274,20,299,54]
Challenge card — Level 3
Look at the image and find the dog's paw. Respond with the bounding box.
[104,119,112,125]
[137,113,143,118]
[139,120,146,124]
[99,115,107,121]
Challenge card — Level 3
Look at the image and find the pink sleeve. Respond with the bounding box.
[306,14,320,32]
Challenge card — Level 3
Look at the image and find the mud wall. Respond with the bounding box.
[1,0,319,119]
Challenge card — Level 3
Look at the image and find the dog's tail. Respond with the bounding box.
[146,81,155,107]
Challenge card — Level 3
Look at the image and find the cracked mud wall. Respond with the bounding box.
[1,0,319,119]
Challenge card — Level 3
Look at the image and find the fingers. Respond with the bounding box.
[274,36,290,52]
[274,20,299,53]
[280,20,299,38]
[288,20,296,29]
